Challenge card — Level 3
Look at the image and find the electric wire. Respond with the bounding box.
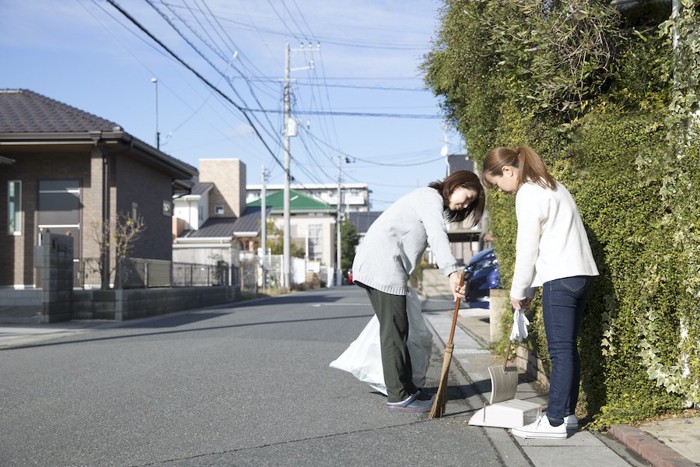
[150,0,283,155]
[105,0,285,171]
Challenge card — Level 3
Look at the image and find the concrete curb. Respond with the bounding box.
[608,425,697,467]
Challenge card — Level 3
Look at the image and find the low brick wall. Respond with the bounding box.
[0,290,43,324]
[0,286,240,324]
[73,286,240,321]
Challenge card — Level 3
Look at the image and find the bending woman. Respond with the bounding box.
[352,170,484,412]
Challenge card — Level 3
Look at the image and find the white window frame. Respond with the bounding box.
[307,224,323,262]
[7,180,21,235]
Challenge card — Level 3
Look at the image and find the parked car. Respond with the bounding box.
[465,248,500,302]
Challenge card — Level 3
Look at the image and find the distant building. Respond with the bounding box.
[246,183,370,212]
[248,189,336,267]
[447,153,476,174]
[347,211,382,242]
[172,159,259,266]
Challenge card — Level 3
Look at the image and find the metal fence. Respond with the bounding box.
[75,258,235,289]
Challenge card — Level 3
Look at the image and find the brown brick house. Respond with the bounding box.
[0,89,196,289]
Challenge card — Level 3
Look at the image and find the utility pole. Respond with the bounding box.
[151,78,160,150]
[336,156,343,286]
[283,42,292,290]
[261,165,268,290]
[282,41,318,290]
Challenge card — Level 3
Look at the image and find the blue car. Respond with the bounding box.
[465,248,500,302]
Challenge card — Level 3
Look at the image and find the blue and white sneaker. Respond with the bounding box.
[386,392,432,412]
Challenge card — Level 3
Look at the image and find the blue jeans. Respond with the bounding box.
[542,276,593,426]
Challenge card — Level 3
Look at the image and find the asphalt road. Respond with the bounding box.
[1,286,529,467]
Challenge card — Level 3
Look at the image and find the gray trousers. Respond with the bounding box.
[359,283,416,402]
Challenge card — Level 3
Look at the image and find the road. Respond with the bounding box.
[0,286,612,466]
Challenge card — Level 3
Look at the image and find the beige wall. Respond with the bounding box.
[199,159,246,218]
[271,214,335,267]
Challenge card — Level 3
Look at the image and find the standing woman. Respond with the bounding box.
[482,146,599,438]
[352,171,485,412]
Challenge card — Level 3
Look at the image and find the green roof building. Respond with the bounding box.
[248,189,335,214]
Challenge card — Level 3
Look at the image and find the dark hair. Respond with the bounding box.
[429,170,485,225]
[482,146,556,191]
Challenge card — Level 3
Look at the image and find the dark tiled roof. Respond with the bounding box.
[247,189,334,213]
[0,89,197,178]
[232,206,267,236]
[348,211,383,235]
[190,181,214,196]
[0,89,119,133]
[186,217,237,239]
[185,207,269,239]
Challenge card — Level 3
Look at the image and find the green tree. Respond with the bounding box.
[266,220,305,258]
[422,0,699,425]
[340,219,359,280]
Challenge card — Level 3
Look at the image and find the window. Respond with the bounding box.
[307,224,323,261]
[7,180,21,235]
[215,205,224,215]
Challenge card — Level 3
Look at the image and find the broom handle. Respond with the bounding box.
[447,272,465,344]
[503,339,512,369]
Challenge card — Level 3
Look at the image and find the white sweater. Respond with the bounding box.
[511,181,599,299]
[352,187,461,296]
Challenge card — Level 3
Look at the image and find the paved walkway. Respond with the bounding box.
[423,301,699,467]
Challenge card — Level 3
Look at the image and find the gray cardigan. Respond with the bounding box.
[352,186,461,295]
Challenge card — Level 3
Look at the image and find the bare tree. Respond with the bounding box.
[90,211,146,289]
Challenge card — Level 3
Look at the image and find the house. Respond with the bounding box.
[172,159,267,285]
[247,189,337,284]
[347,211,382,242]
[0,89,197,290]
[246,182,370,212]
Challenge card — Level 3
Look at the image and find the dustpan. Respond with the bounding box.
[468,308,540,428]
[467,399,541,428]
[488,340,518,404]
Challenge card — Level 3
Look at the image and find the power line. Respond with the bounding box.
[105,0,285,171]
[149,0,283,153]
[243,108,441,119]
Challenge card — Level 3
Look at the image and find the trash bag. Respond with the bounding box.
[329,288,433,395]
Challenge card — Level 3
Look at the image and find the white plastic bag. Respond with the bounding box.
[329,288,433,395]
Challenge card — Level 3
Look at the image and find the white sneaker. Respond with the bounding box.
[564,414,579,430]
[512,415,567,439]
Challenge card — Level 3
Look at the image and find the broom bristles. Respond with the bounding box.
[428,343,454,419]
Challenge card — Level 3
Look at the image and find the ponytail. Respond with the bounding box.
[517,147,556,190]
[483,146,556,190]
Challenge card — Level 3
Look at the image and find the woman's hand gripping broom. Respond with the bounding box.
[428,271,465,419]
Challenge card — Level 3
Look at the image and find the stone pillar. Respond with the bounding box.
[35,232,74,323]
[489,288,510,344]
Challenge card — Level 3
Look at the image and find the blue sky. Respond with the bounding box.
[1,0,468,210]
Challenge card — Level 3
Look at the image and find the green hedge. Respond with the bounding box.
[424,0,699,427]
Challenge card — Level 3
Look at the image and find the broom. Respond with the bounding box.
[428,271,465,419]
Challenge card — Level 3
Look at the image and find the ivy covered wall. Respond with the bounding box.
[423,0,699,426]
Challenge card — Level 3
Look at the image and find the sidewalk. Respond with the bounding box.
[424,300,698,467]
